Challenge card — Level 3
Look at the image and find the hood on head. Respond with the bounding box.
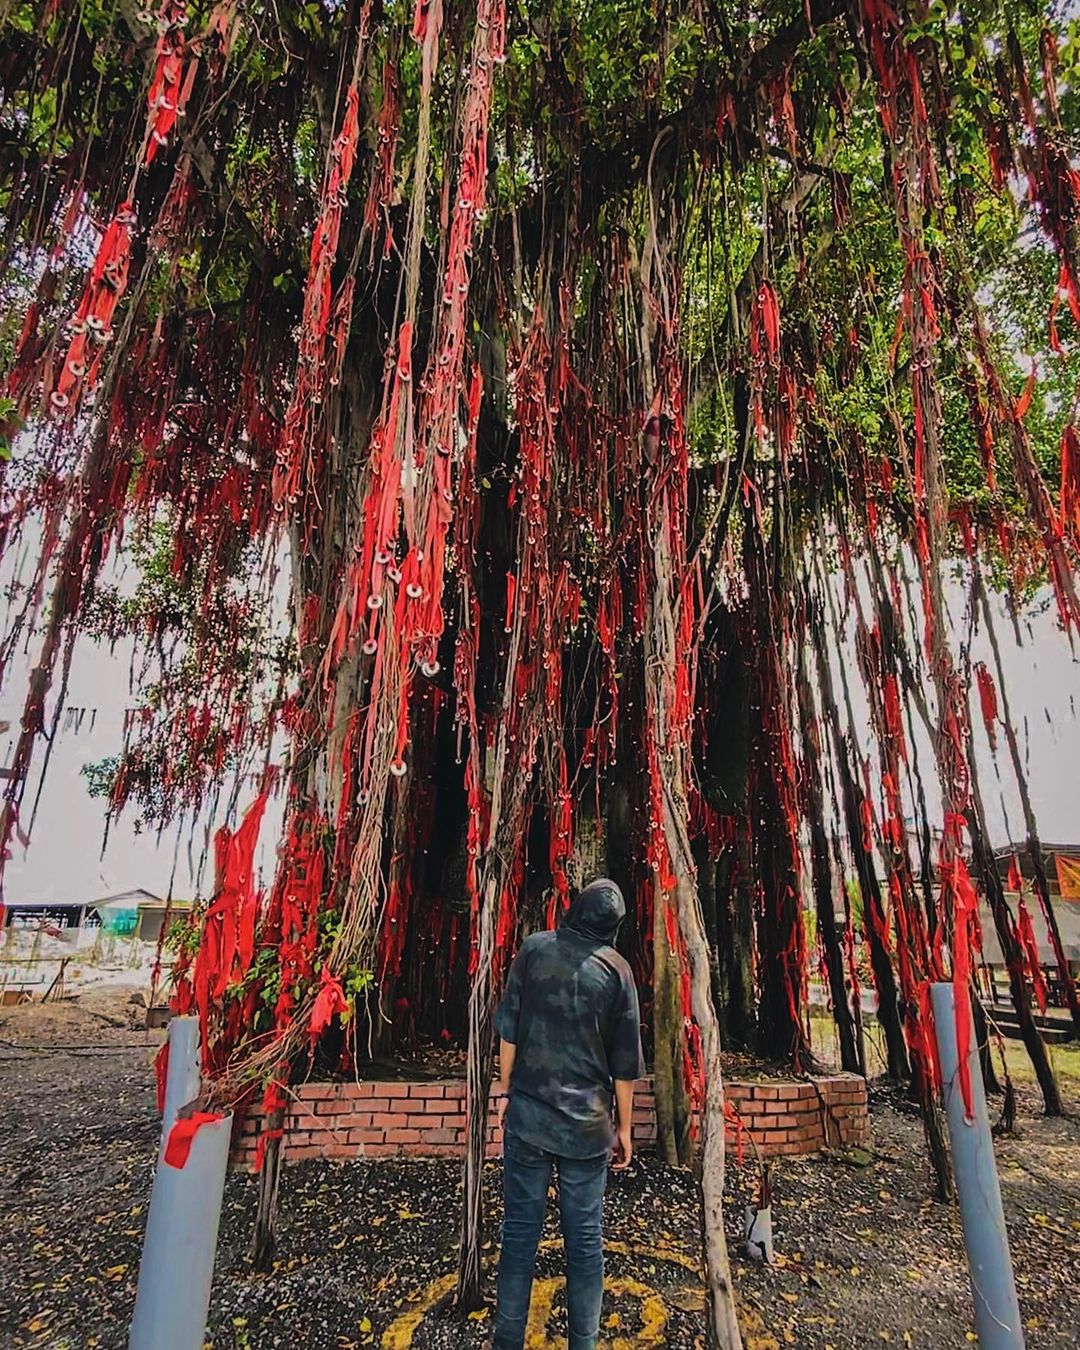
[561,878,625,943]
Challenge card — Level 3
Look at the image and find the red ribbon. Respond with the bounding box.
[164,1112,225,1169]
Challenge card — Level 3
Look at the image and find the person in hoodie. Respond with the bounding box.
[492,878,644,1350]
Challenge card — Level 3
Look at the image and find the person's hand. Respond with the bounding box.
[611,1122,632,1170]
[497,1093,509,1128]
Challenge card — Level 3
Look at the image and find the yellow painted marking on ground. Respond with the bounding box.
[599,1237,703,1274]
[381,1273,456,1350]
[381,1239,701,1347]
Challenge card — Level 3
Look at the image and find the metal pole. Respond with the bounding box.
[130,1017,232,1350]
[930,982,1025,1349]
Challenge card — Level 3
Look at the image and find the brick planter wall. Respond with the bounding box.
[230,1074,868,1171]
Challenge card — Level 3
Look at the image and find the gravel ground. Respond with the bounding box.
[1,989,1078,1349]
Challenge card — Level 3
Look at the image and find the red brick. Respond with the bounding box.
[384,1082,410,1098]
[301,1082,337,1101]
[338,1111,375,1130]
[385,1128,422,1145]
[373,1112,410,1128]
[307,1129,341,1148]
[424,1128,460,1145]
[348,1128,387,1146]
[412,1084,445,1100]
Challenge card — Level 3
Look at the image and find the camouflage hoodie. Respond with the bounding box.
[495,879,645,1158]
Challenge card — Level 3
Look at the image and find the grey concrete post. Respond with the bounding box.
[930,982,1025,1349]
[157,1015,200,1152]
[130,1016,232,1350]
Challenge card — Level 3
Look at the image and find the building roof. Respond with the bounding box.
[3,898,88,910]
[7,890,175,913]
[89,889,163,911]
[992,842,1080,859]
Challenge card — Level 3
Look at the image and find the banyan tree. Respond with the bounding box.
[2,0,1080,1343]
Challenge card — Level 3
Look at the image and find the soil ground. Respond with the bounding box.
[1,986,1078,1350]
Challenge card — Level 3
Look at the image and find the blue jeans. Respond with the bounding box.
[494,1131,608,1350]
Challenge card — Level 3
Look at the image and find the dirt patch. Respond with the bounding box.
[0,996,1078,1349]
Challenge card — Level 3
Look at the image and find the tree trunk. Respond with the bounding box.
[653,889,693,1166]
[751,747,811,1065]
[832,831,868,1076]
[652,627,743,1342]
[742,504,812,1069]
[795,653,862,1075]
[970,988,1001,1097]
[663,786,743,1348]
[809,607,910,1081]
[692,843,724,1020]
[965,807,1062,1116]
[250,1106,286,1271]
[457,868,500,1310]
[714,836,756,1050]
[850,782,910,1081]
[700,619,756,1051]
[920,1088,953,1202]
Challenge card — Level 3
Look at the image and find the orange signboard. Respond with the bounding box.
[1056,855,1080,901]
